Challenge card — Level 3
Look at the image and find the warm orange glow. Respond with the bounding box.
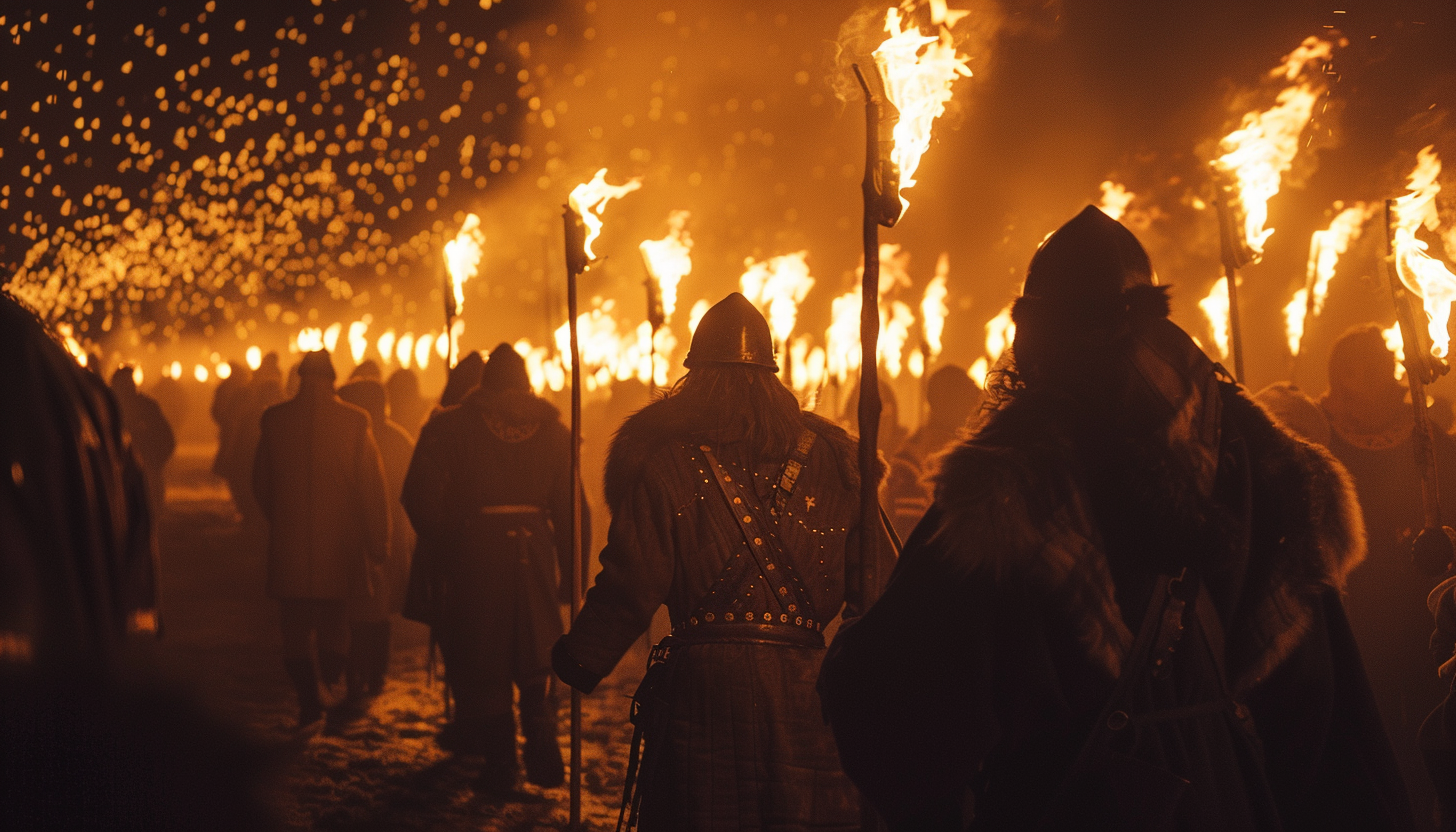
[568,168,643,260]
[640,210,693,322]
[1211,36,1336,259]
[396,332,415,369]
[348,319,370,365]
[968,357,988,389]
[1286,203,1371,356]
[414,333,433,370]
[872,7,973,216]
[688,299,710,336]
[245,345,263,370]
[984,302,1015,363]
[193,364,209,383]
[921,253,950,360]
[1392,146,1456,360]
[56,323,88,366]
[213,362,231,380]
[444,213,485,317]
[1383,323,1407,381]
[377,329,397,365]
[740,251,815,350]
[296,327,325,352]
[1097,181,1134,221]
[1199,277,1231,360]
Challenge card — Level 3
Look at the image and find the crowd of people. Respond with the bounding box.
[7,205,1456,830]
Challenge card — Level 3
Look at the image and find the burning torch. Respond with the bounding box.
[563,168,640,830]
[443,213,485,369]
[1386,146,1456,577]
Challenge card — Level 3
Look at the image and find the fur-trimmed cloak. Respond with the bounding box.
[819,383,1415,831]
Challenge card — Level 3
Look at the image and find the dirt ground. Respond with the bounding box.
[150,444,645,831]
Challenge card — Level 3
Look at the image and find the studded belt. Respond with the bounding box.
[670,621,824,648]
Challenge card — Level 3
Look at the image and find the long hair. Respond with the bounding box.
[659,363,804,463]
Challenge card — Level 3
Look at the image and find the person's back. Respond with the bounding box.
[819,207,1412,832]
[253,358,388,602]
[553,293,895,832]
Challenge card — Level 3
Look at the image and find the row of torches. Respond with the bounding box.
[74,15,1455,400]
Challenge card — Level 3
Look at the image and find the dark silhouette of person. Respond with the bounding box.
[386,368,431,439]
[401,343,580,801]
[1320,323,1456,829]
[211,360,252,517]
[348,359,383,383]
[552,293,896,831]
[110,365,177,523]
[2,291,273,830]
[252,350,390,732]
[436,350,485,411]
[819,206,1413,831]
[884,364,980,540]
[228,353,285,532]
[336,378,416,704]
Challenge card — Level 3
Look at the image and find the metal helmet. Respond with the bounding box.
[1022,205,1154,308]
[683,292,778,369]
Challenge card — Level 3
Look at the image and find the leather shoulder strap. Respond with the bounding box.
[701,444,815,619]
[772,429,817,518]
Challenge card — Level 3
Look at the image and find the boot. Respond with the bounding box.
[474,714,535,802]
[519,684,564,788]
[283,658,324,730]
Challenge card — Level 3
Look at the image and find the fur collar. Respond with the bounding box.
[461,386,560,424]
[604,398,868,511]
[930,385,1364,693]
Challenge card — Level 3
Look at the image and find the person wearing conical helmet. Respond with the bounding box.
[819,207,1413,831]
[553,292,896,831]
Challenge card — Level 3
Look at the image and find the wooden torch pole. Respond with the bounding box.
[563,206,588,831]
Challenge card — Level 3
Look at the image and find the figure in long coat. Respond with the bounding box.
[552,293,896,832]
[110,365,177,523]
[1320,324,1456,827]
[819,207,1414,832]
[252,350,390,730]
[338,378,416,701]
[401,344,579,800]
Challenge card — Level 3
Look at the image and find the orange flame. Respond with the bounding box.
[740,251,815,350]
[640,210,693,322]
[347,319,370,365]
[568,168,643,260]
[296,326,325,352]
[1382,323,1407,381]
[55,322,88,366]
[1097,181,1134,221]
[1285,203,1370,356]
[444,213,485,316]
[1199,277,1231,360]
[872,6,973,215]
[1212,36,1336,259]
[1392,146,1456,360]
[984,302,1015,362]
[921,253,950,360]
[396,332,415,369]
[377,329,397,365]
[246,345,263,370]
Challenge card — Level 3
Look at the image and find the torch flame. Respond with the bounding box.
[872,6,973,215]
[396,332,415,369]
[640,210,693,322]
[444,213,486,317]
[921,252,950,360]
[1382,323,1407,381]
[1211,36,1336,259]
[1392,146,1456,360]
[246,345,263,371]
[1097,181,1135,221]
[1285,203,1371,356]
[740,251,816,350]
[568,168,643,260]
[984,302,1015,362]
[377,329,397,365]
[55,322,87,366]
[1199,278,1231,360]
[296,327,325,353]
[348,319,370,365]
